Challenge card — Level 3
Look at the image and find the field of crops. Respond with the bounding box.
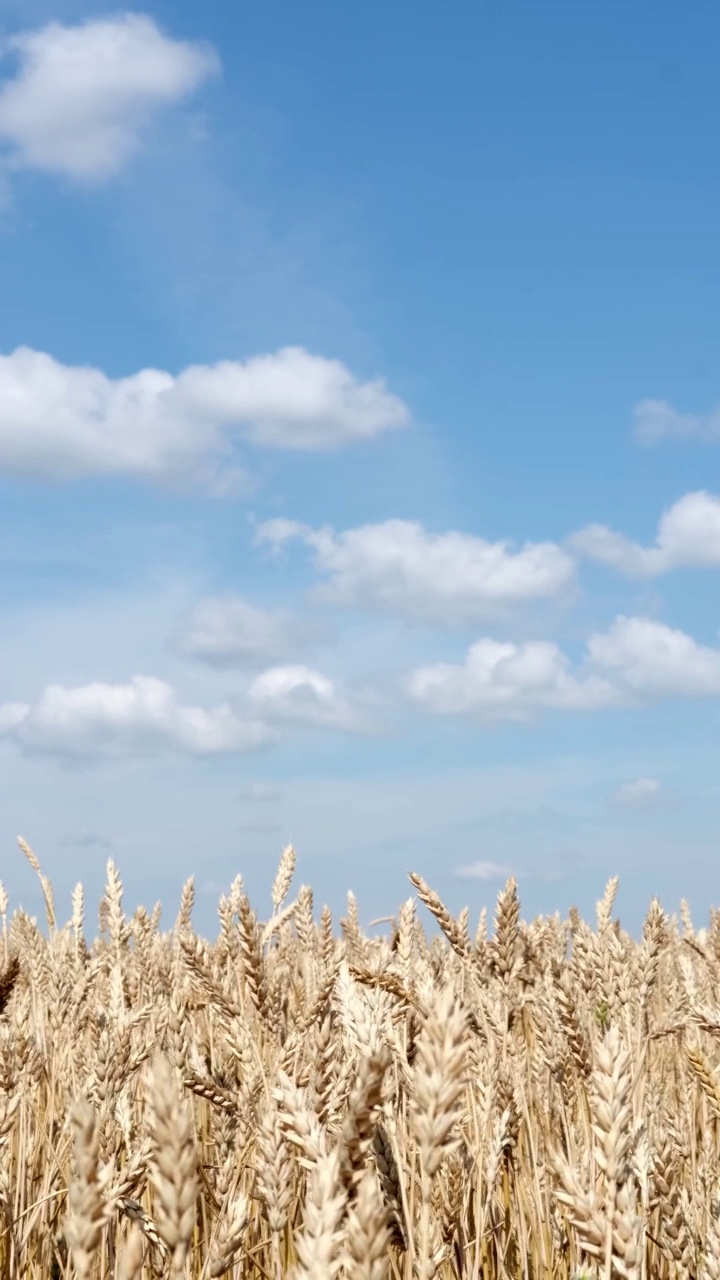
[0,836,717,1280]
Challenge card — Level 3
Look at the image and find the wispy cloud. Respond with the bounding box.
[633,398,720,445]
[612,777,662,807]
[454,859,513,881]
[454,855,578,883]
[236,781,283,803]
[0,13,219,182]
[176,595,304,668]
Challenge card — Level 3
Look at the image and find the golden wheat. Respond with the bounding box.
[0,838,716,1278]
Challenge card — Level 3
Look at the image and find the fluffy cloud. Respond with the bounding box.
[586,616,720,698]
[248,665,370,732]
[408,616,720,718]
[177,596,298,667]
[0,346,409,487]
[0,676,272,758]
[0,662,372,760]
[633,398,720,445]
[570,491,720,576]
[612,777,662,807]
[256,517,575,624]
[408,638,618,718]
[0,13,219,181]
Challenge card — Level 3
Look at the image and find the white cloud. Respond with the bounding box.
[570,491,720,576]
[454,856,578,883]
[408,638,618,718]
[586,616,720,699]
[612,777,662,808]
[248,664,370,732]
[0,346,409,488]
[255,517,575,624]
[633,398,720,445]
[0,657,375,759]
[177,595,299,667]
[454,860,513,881]
[0,675,272,759]
[180,350,409,449]
[408,616,720,718]
[0,13,219,181]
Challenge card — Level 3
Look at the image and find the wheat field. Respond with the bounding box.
[0,837,716,1279]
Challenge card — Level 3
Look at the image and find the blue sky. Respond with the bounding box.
[1,0,719,938]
